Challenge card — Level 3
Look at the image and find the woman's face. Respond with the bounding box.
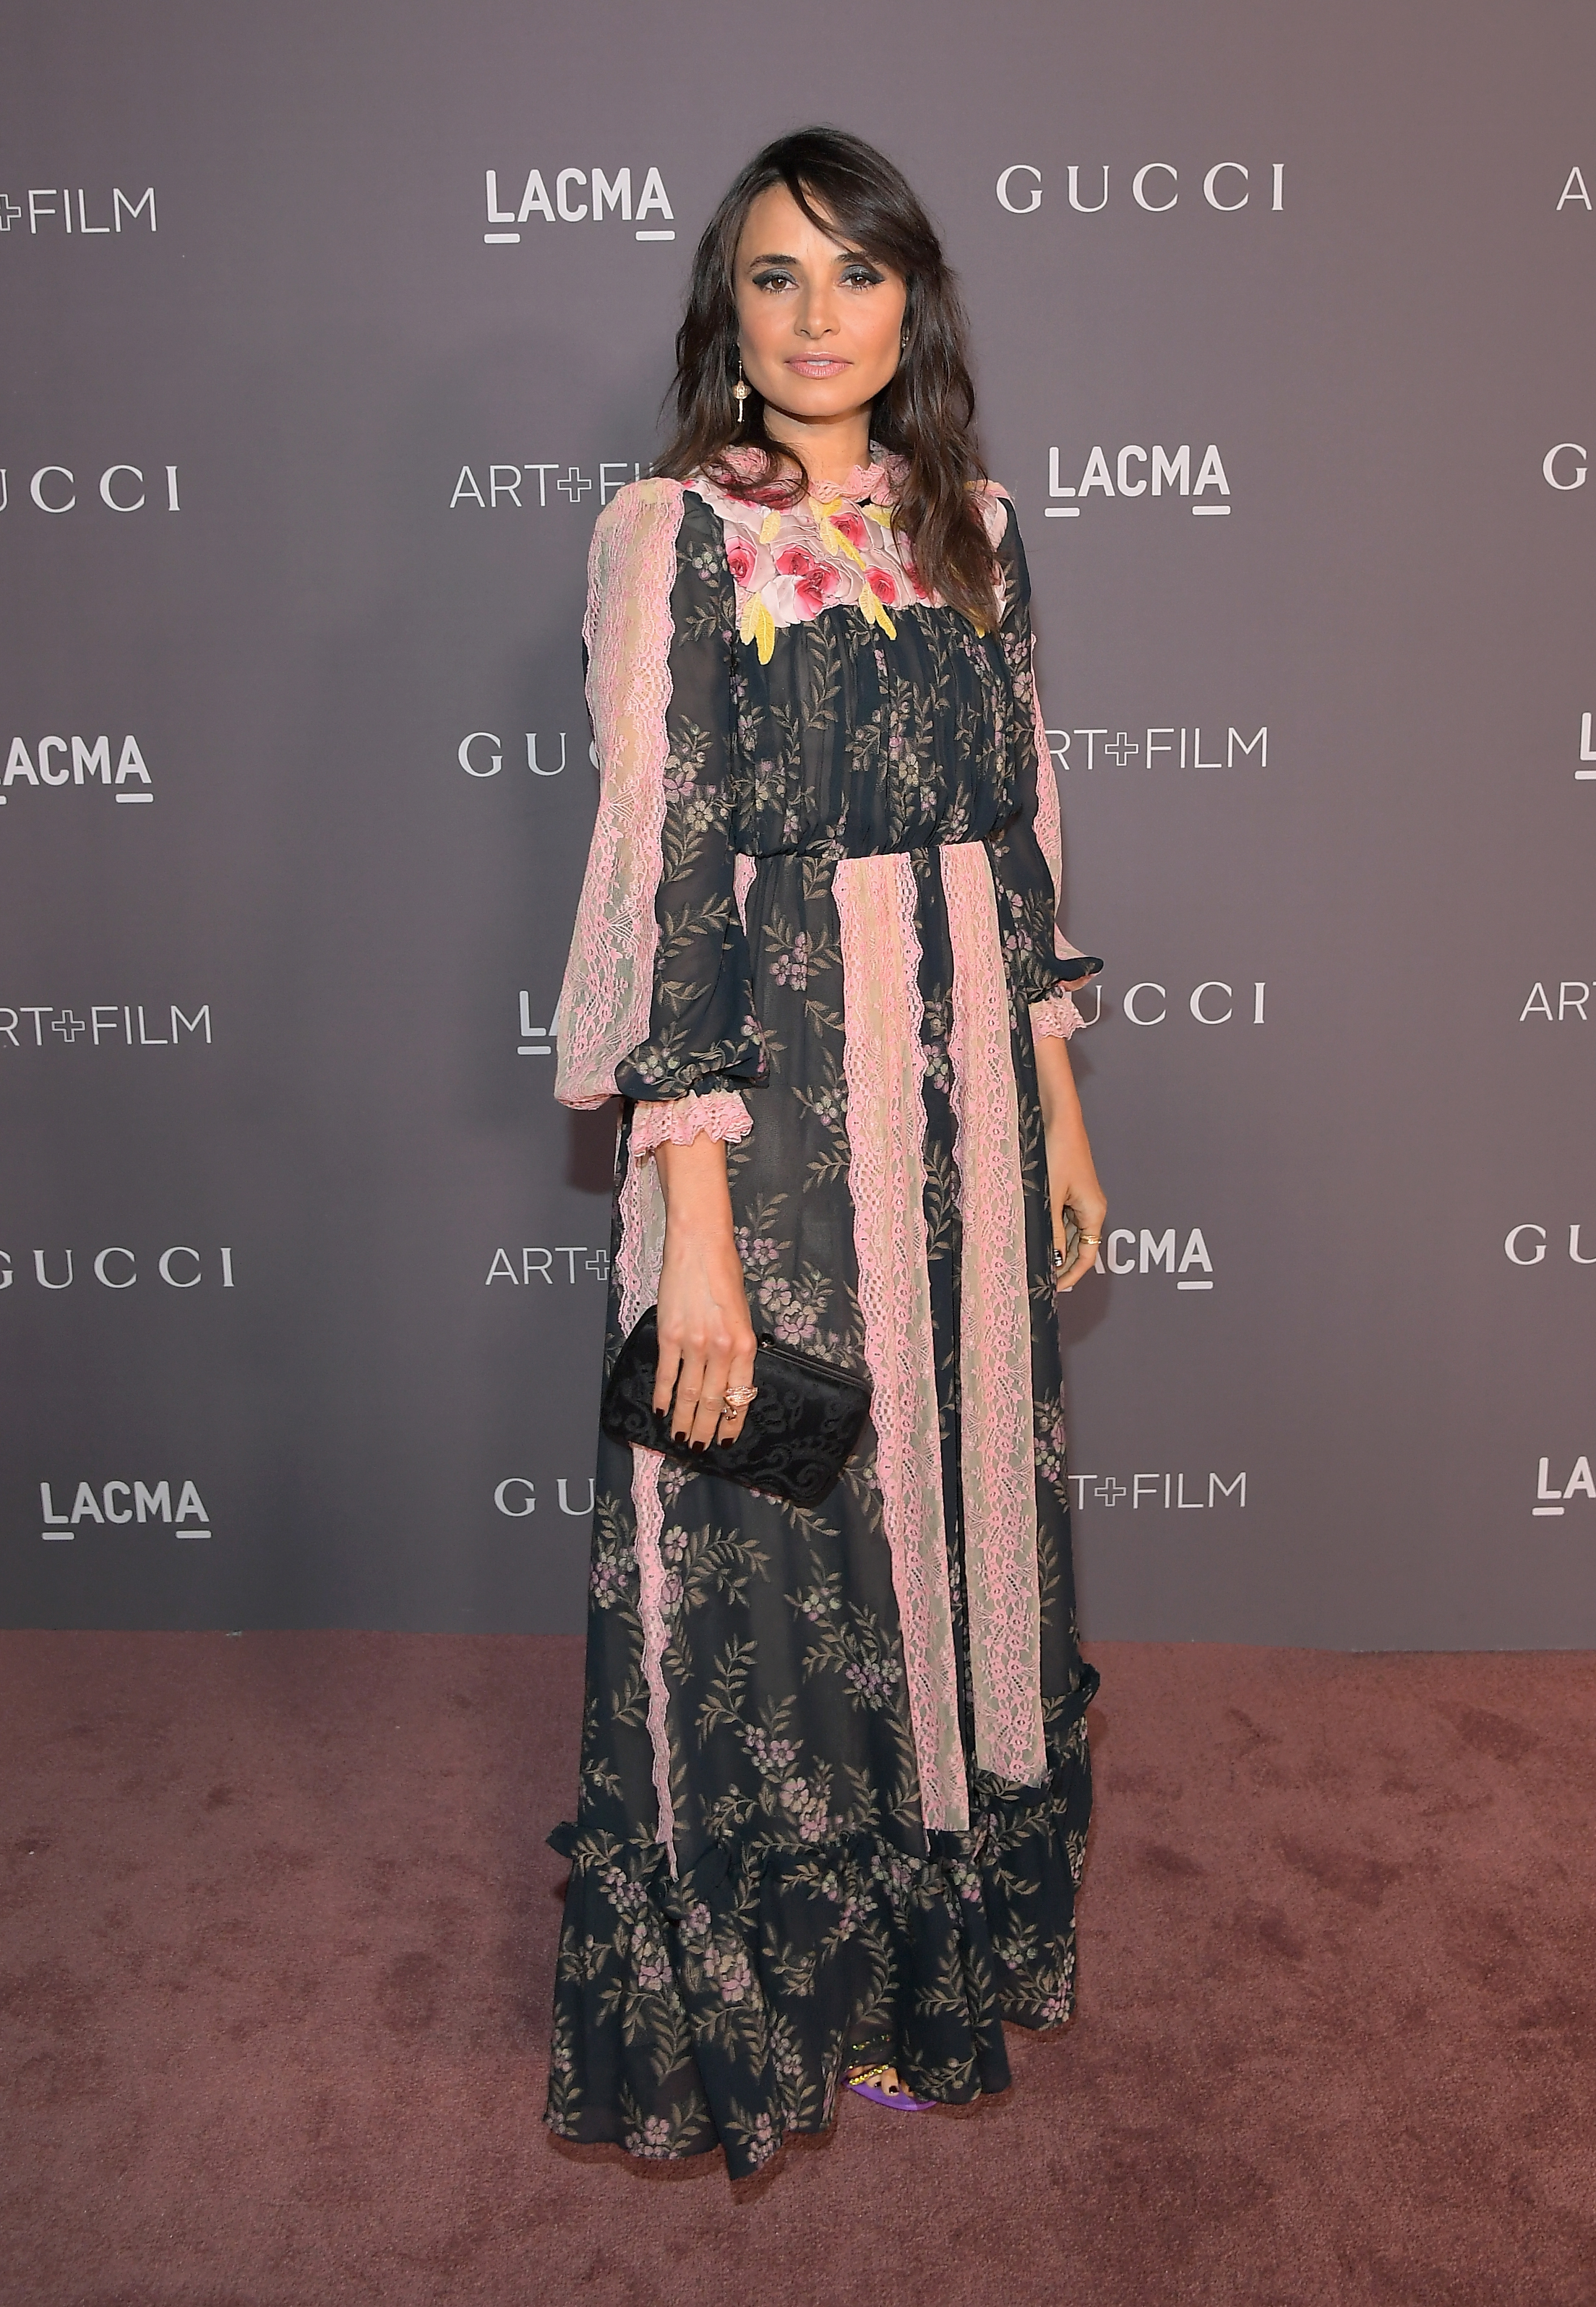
[732,183,908,439]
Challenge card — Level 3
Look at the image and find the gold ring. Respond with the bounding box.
[722,1385,759,1410]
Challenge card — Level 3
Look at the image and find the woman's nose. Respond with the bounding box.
[794,290,840,340]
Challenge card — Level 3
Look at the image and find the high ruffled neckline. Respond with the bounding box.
[819,447,899,503]
[718,442,903,504]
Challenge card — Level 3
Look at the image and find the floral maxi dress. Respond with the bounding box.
[546,450,1100,2178]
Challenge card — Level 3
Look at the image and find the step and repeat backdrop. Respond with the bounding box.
[3,1,1592,1645]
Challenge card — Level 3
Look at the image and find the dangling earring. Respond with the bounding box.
[732,355,750,432]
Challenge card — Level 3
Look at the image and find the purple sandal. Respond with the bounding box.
[846,2062,937,2112]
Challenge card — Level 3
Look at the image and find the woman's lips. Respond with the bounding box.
[786,357,850,377]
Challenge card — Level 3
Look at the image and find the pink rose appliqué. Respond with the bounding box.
[723,525,759,588]
[776,544,839,619]
[826,507,870,555]
[867,565,898,607]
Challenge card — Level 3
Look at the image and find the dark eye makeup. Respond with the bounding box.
[748,258,887,293]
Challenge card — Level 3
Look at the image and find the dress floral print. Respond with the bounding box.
[549,449,1100,2179]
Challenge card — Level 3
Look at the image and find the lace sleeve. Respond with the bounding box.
[554,482,765,1117]
[979,489,1101,1037]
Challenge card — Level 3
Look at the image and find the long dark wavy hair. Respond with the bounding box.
[656,127,998,631]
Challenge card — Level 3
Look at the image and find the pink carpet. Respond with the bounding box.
[1,1632,1591,2303]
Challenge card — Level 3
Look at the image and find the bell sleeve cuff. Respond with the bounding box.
[628,1091,755,1156]
[1029,991,1086,1040]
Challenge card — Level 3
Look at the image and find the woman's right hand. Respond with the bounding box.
[652,1136,758,1450]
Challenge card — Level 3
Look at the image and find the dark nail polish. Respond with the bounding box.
[691,1441,708,1455]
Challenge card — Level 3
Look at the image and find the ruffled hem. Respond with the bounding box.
[628,1090,754,1156]
[544,1667,1097,2180]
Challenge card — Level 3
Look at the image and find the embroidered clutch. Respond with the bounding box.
[599,1305,873,1507]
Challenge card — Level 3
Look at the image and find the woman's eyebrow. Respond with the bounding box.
[745,247,866,267]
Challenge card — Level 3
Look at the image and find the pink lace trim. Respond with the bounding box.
[733,851,757,932]
[614,1130,664,1342]
[629,1448,677,1876]
[554,479,685,1110]
[944,843,1047,1788]
[1030,992,1084,1041]
[629,1092,752,1157]
[614,1130,676,1870]
[835,854,969,1834]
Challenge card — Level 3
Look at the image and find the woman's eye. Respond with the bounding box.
[751,270,795,293]
[842,267,884,288]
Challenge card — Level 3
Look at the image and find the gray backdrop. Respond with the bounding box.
[4,0,1592,1647]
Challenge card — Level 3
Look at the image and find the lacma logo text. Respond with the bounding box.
[2,734,152,806]
[1533,1457,1595,1517]
[1092,1226,1214,1287]
[39,1479,210,1540]
[516,992,554,1059]
[1045,444,1230,519]
[483,167,674,244]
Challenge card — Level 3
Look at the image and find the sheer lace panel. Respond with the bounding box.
[614,1125,666,1344]
[944,841,1047,1787]
[835,852,969,1834]
[613,1137,677,1871]
[629,1446,677,1876]
[555,481,685,1110]
[967,491,1100,1013]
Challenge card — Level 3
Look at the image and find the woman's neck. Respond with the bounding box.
[762,407,874,491]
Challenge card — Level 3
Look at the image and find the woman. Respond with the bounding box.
[546,127,1106,2181]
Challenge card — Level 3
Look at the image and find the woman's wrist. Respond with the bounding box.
[655,1135,737,1236]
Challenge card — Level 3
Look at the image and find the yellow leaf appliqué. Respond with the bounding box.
[858,580,897,642]
[739,591,776,665]
[812,498,867,568]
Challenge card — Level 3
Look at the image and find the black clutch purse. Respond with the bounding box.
[599,1305,872,1508]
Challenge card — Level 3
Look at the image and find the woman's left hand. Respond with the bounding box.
[1032,1031,1107,1294]
[1050,1169,1107,1292]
